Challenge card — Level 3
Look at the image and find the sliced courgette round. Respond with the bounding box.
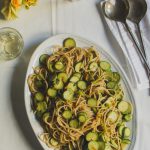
[63,89,74,101]
[118,101,132,114]
[47,88,57,98]
[78,112,87,123]
[105,97,113,107]
[86,132,98,141]
[54,79,64,90]
[55,61,64,71]
[58,72,68,83]
[123,114,132,122]
[73,72,81,79]
[62,110,72,119]
[42,112,50,122]
[69,119,79,128]
[100,61,111,71]
[63,37,76,48]
[106,81,116,89]
[87,98,97,107]
[118,125,125,137]
[77,81,87,90]
[70,76,80,83]
[78,115,86,123]
[89,62,98,72]
[113,72,121,83]
[88,141,100,150]
[39,54,49,65]
[75,62,83,72]
[67,82,77,92]
[122,127,131,138]
[122,139,131,144]
[36,101,47,113]
[107,111,119,123]
[34,92,44,101]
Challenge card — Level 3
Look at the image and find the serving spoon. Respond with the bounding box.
[101,0,150,73]
[127,0,150,88]
[127,0,147,57]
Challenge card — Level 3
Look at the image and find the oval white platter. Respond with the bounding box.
[24,34,137,150]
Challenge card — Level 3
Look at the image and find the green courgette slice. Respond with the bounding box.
[70,76,80,83]
[55,61,64,71]
[34,92,44,101]
[62,110,72,120]
[69,119,79,128]
[63,37,76,48]
[87,98,97,107]
[73,72,81,79]
[89,62,98,72]
[86,132,98,141]
[67,82,77,92]
[47,88,57,98]
[78,112,87,123]
[123,114,132,122]
[118,125,125,137]
[88,141,100,150]
[78,115,86,123]
[113,72,121,83]
[107,111,119,123]
[54,79,64,90]
[58,72,68,83]
[36,101,47,113]
[39,54,49,66]
[106,81,116,89]
[122,127,131,138]
[75,62,83,72]
[77,81,87,90]
[118,101,132,114]
[63,89,74,101]
[122,139,131,144]
[42,112,50,122]
[100,61,111,71]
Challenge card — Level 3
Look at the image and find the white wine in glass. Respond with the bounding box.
[0,27,24,60]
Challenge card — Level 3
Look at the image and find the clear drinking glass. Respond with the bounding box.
[0,27,24,60]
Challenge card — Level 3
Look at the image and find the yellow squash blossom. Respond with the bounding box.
[1,0,22,20]
[11,0,23,9]
[23,0,37,9]
[1,0,37,20]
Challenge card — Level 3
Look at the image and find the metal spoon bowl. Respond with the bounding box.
[102,0,129,23]
[127,0,147,24]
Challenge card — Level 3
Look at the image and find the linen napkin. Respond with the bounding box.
[100,0,150,90]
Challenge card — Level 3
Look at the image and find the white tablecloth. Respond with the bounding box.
[0,0,149,150]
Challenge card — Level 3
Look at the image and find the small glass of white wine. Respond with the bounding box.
[0,27,24,60]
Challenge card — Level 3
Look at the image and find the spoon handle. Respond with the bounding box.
[136,23,150,90]
[123,22,150,73]
[136,23,146,57]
